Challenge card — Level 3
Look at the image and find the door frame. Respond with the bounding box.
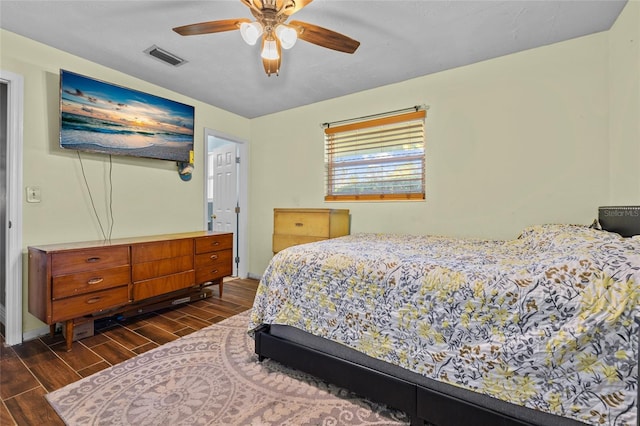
[1,70,24,346]
[203,128,249,279]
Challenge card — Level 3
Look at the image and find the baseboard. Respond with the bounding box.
[247,272,262,281]
[22,325,51,343]
[0,306,49,344]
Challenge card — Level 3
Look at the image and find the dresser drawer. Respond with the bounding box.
[272,235,325,253]
[52,265,130,299]
[51,286,129,322]
[132,270,195,301]
[195,263,233,284]
[194,250,232,269]
[194,234,233,254]
[52,247,129,275]
[274,211,331,237]
[131,239,193,264]
[195,250,233,283]
[132,255,193,282]
[272,209,350,253]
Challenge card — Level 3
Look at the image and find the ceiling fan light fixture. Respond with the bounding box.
[275,24,297,49]
[174,0,361,77]
[261,38,279,60]
[240,21,263,45]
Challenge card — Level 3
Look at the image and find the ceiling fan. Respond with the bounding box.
[173,0,360,76]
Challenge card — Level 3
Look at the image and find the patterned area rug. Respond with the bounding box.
[46,310,409,425]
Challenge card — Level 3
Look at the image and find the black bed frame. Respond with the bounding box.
[254,208,640,426]
[255,325,547,426]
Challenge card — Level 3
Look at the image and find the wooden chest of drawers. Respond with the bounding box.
[28,231,232,350]
[272,208,350,253]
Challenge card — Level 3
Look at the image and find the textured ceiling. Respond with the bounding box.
[0,0,627,118]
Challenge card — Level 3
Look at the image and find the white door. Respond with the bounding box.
[211,143,238,275]
[204,129,248,279]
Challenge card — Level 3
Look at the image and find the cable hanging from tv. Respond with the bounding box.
[77,151,114,241]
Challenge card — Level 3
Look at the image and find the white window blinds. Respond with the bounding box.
[324,110,426,201]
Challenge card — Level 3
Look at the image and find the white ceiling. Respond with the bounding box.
[0,0,627,118]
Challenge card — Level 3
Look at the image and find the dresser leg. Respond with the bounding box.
[49,324,56,337]
[65,321,74,351]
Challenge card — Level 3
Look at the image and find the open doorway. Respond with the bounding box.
[1,82,6,332]
[1,70,24,345]
[204,129,248,279]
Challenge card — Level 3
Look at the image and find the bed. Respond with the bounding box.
[249,209,640,426]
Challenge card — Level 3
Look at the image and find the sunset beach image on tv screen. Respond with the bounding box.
[60,70,194,162]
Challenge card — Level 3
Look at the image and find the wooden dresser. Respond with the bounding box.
[28,231,232,350]
[272,208,350,253]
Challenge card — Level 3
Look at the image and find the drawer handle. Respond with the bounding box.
[295,222,303,227]
[86,296,101,304]
[210,254,218,260]
[87,277,104,285]
[211,241,220,246]
[210,269,218,274]
[86,257,101,263]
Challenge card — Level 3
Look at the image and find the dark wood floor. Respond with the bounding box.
[0,278,259,426]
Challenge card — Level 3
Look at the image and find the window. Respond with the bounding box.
[324,109,426,201]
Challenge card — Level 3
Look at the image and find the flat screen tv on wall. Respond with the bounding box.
[59,69,194,163]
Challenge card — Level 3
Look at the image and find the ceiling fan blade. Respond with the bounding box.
[173,18,250,36]
[289,20,360,53]
[282,0,313,16]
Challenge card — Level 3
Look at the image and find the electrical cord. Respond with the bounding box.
[77,151,114,241]
[108,155,114,240]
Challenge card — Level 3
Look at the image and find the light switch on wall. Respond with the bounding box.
[26,186,41,203]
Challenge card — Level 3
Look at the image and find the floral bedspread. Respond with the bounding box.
[249,225,640,425]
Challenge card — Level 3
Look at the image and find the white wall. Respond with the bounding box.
[609,0,640,203]
[249,32,611,276]
[0,30,251,333]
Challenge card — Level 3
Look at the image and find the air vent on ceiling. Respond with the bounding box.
[144,45,187,67]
